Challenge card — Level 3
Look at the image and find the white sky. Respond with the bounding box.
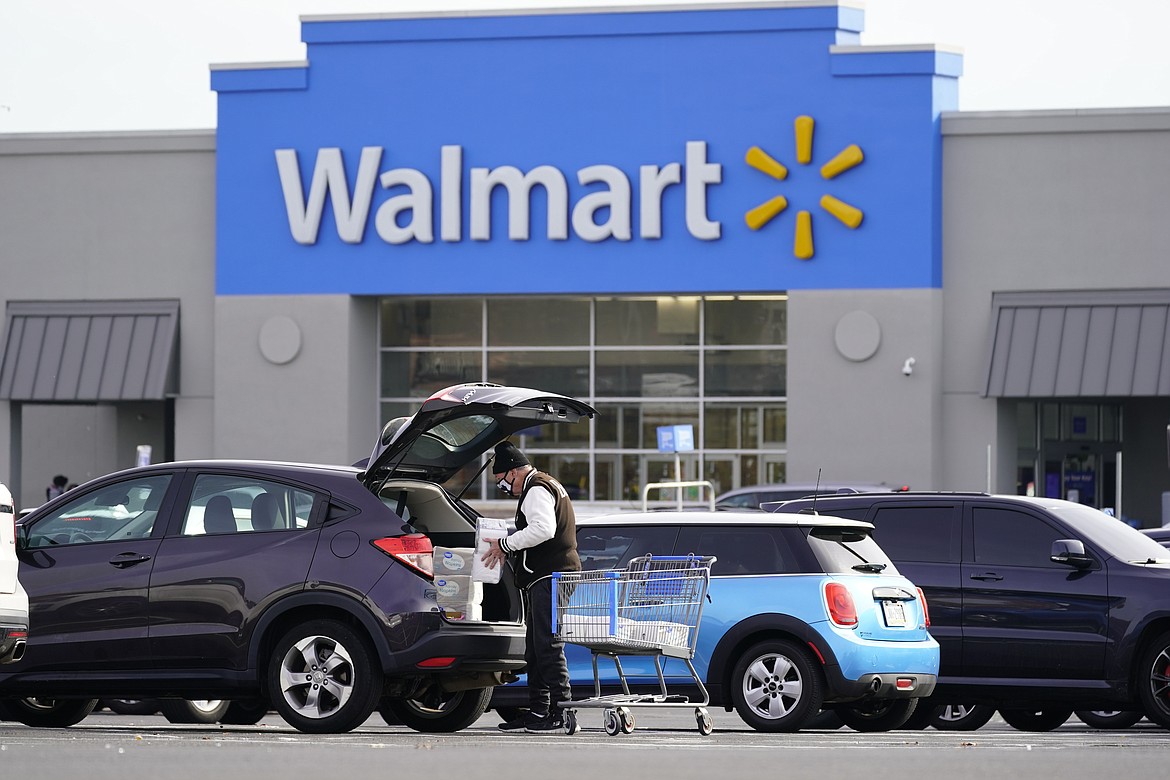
[1,0,1168,133]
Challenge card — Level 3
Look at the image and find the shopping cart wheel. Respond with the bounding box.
[564,709,580,735]
[604,708,622,736]
[696,707,713,736]
[617,706,635,734]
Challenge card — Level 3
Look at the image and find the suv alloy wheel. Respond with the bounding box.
[267,619,383,734]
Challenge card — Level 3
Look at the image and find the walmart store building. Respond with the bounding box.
[3,2,1170,523]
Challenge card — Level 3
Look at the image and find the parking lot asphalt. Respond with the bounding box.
[2,708,1169,780]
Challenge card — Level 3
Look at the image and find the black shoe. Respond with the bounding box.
[498,711,545,732]
[525,712,567,734]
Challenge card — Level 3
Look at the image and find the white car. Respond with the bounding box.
[0,482,29,663]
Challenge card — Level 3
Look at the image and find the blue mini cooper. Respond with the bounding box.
[489,510,939,732]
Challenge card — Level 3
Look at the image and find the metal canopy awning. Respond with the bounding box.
[0,299,179,402]
[984,290,1170,398]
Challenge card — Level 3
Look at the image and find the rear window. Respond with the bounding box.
[804,525,899,575]
[675,525,804,575]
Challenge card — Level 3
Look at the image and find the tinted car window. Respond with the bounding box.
[577,524,680,571]
[181,474,317,536]
[971,507,1062,567]
[675,525,799,575]
[870,506,960,563]
[25,474,172,547]
[804,526,899,575]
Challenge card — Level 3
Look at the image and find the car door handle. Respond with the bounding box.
[109,552,152,568]
[970,572,1003,582]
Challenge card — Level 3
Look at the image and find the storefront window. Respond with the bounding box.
[596,297,699,346]
[488,298,590,346]
[380,298,482,347]
[381,350,482,397]
[705,296,787,345]
[377,295,788,501]
[487,350,589,397]
[705,349,786,396]
[596,350,699,397]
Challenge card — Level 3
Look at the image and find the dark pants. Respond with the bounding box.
[524,577,572,716]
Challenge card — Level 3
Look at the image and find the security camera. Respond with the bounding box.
[902,357,916,376]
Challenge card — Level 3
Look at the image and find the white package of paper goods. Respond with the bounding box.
[473,517,508,584]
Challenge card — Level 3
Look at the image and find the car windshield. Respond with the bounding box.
[1046,502,1170,563]
[804,525,899,575]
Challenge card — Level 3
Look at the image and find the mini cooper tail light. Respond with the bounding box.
[373,533,434,578]
[916,586,931,628]
[824,582,858,627]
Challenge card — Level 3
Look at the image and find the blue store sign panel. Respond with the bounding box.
[212,3,960,296]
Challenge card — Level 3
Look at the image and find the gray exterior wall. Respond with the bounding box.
[213,295,377,467]
[0,131,216,508]
[940,108,1170,522]
[788,289,943,491]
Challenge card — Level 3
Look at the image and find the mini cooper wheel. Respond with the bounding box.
[730,639,824,732]
[267,618,382,734]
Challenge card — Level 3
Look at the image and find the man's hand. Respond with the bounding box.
[481,536,506,570]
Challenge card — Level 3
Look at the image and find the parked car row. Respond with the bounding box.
[3,384,1169,735]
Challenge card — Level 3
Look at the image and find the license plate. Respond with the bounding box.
[881,600,907,627]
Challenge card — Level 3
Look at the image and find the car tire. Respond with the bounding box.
[897,701,935,730]
[1074,710,1144,729]
[1137,630,1170,729]
[267,619,383,734]
[0,697,99,727]
[158,699,231,724]
[381,687,493,733]
[837,698,918,732]
[805,709,845,730]
[930,703,997,731]
[219,699,271,726]
[730,639,824,732]
[104,699,159,716]
[998,707,1073,732]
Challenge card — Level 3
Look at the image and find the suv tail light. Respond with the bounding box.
[373,533,434,578]
[824,582,858,628]
[916,586,930,628]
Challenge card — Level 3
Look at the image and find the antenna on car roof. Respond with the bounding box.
[809,468,822,515]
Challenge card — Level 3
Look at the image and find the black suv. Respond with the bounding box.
[770,492,1170,732]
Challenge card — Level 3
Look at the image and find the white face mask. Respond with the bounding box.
[496,474,512,495]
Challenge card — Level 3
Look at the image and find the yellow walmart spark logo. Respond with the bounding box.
[745,115,864,259]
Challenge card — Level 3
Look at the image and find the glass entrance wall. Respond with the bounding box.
[378,295,788,501]
[1015,401,1123,509]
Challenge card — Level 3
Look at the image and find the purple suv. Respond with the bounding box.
[0,383,594,734]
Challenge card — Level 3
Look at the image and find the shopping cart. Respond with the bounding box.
[551,553,717,736]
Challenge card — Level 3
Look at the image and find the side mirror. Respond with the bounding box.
[15,523,29,552]
[1050,539,1093,569]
